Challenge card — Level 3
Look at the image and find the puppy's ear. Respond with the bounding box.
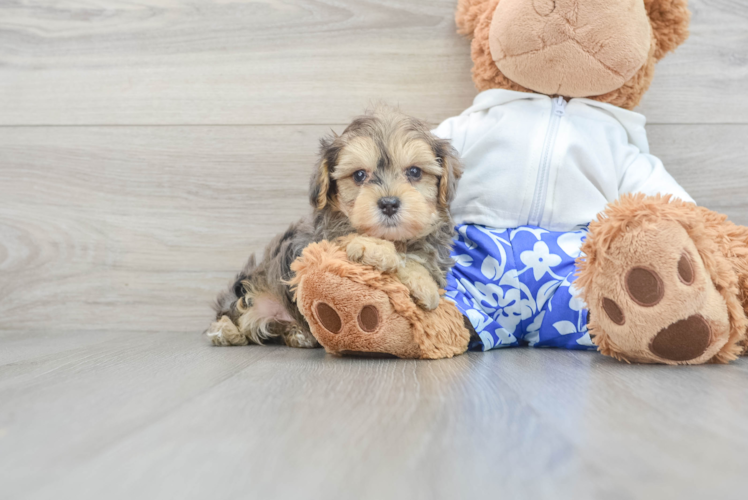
[310,158,332,210]
[435,139,463,208]
[310,135,339,211]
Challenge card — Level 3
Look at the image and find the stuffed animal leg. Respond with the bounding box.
[577,194,748,364]
[289,241,470,359]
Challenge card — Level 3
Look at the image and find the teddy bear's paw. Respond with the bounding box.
[586,221,731,365]
[297,268,424,359]
[310,295,419,359]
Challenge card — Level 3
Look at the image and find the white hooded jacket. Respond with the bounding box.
[433,89,694,232]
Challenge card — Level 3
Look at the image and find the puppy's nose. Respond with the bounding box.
[377,197,400,217]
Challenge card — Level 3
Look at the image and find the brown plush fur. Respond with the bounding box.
[289,241,470,359]
[577,194,748,364]
[456,0,690,109]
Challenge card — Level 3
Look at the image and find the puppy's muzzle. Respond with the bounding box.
[378,197,400,217]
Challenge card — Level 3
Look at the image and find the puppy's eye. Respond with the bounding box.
[352,170,367,184]
[406,166,422,180]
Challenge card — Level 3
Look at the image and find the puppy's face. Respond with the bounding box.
[312,110,461,242]
[334,133,442,241]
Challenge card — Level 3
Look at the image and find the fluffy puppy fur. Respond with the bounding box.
[206,107,462,348]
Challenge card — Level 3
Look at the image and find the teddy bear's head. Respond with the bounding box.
[456,0,690,109]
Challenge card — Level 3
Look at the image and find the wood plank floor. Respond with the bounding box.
[1,331,747,500]
[1,1,747,498]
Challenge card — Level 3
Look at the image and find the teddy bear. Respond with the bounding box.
[290,0,748,364]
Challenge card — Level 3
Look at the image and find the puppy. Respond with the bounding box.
[206,107,462,348]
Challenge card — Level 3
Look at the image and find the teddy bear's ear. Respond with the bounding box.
[455,0,495,38]
[645,0,691,60]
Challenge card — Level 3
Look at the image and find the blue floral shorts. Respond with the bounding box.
[445,225,595,351]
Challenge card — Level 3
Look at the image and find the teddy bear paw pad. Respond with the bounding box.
[650,315,712,362]
[357,305,380,333]
[315,302,342,334]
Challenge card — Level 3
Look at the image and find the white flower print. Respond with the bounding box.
[556,230,587,258]
[447,224,595,352]
[524,310,546,347]
[552,319,594,347]
[466,308,494,334]
[498,269,536,313]
[476,226,511,248]
[553,321,578,335]
[491,288,523,334]
[568,283,586,311]
[536,279,562,312]
[454,254,474,267]
[475,226,509,270]
[520,241,562,280]
[480,331,496,350]
[548,284,593,345]
[494,327,518,345]
[576,332,593,346]
[459,279,528,335]
[458,225,478,250]
[462,280,504,308]
[480,255,503,280]
[510,226,548,241]
[464,309,495,350]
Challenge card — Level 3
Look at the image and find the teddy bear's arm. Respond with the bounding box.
[618,147,694,204]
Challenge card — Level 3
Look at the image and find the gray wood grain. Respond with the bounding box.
[0,0,746,125]
[648,124,748,215]
[0,334,744,500]
[2,124,746,336]
[0,125,321,334]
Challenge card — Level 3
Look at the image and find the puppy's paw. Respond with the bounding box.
[411,282,441,311]
[343,235,401,273]
[205,316,249,346]
[397,260,441,311]
[282,324,319,348]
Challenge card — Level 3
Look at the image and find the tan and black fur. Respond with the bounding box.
[206,107,462,348]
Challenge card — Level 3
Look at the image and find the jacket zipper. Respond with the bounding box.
[527,96,566,226]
